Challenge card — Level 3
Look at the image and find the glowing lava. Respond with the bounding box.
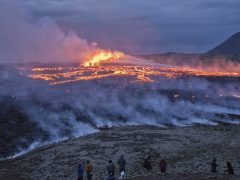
[25,64,240,85]
[83,50,124,67]
[18,49,240,87]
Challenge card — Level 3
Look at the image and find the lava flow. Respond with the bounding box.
[26,65,240,85]
[20,50,240,85]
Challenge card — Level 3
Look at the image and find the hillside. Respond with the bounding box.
[208,32,240,56]
[140,32,240,64]
[0,124,240,180]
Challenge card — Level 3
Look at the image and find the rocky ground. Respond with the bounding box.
[0,124,240,180]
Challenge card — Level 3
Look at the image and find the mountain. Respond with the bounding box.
[208,32,240,56]
[140,32,240,64]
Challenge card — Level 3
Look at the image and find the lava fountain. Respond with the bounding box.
[82,49,125,67]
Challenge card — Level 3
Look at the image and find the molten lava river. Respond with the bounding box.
[27,64,240,85]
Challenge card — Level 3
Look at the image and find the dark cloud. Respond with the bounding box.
[6,0,240,53]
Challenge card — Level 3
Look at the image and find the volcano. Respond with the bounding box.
[208,32,240,56]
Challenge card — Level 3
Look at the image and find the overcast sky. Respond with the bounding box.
[5,0,240,54]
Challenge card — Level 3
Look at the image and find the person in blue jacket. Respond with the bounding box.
[77,162,84,180]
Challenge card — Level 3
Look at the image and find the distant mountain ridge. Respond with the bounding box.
[140,32,240,64]
[208,32,240,56]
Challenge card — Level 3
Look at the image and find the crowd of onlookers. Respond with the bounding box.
[78,155,127,180]
[77,155,235,180]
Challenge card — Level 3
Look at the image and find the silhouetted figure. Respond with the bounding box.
[159,159,167,175]
[142,155,152,173]
[225,162,234,175]
[107,160,116,177]
[86,160,93,180]
[117,155,126,174]
[211,158,217,173]
[77,163,84,180]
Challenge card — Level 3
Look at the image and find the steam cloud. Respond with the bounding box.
[0,64,240,158]
[0,1,97,63]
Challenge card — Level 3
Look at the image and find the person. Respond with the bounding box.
[86,160,93,180]
[77,163,84,180]
[211,158,217,173]
[142,155,152,173]
[225,162,234,175]
[117,155,126,174]
[159,159,167,175]
[107,160,116,177]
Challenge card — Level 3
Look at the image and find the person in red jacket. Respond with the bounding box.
[85,160,93,180]
[159,159,167,175]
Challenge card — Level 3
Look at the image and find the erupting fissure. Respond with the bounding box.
[82,49,124,67]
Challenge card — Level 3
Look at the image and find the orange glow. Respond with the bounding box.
[83,50,124,67]
[25,65,240,86]
[31,67,63,72]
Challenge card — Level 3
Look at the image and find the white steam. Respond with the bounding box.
[0,64,240,158]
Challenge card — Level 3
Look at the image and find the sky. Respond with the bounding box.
[1,0,240,55]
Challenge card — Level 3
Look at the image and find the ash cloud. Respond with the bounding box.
[0,1,97,63]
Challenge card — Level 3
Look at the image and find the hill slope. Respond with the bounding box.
[208,32,240,56]
[0,125,240,180]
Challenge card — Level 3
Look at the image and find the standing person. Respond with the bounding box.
[77,163,84,180]
[107,160,116,177]
[117,155,126,174]
[159,159,167,175]
[211,158,217,173]
[225,162,234,175]
[86,160,93,180]
[142,155,152,173]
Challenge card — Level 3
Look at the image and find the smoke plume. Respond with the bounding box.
[0,1,97,63]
